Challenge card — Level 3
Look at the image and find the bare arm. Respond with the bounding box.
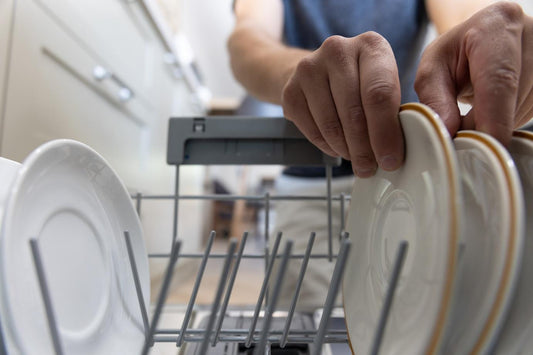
[228,0,309,104]
[425,0,493,34]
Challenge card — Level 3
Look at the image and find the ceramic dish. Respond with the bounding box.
[491,130,533,354]
[343,103,462,354]
[0,140,149,354]
[441,131,524,354]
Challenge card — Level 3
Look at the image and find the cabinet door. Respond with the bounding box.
[0,0,15,126]
[2,0,155,190]
[33,0,165,107]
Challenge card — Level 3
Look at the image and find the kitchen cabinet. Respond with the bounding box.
[0,0,206,192]
[0,0,209,257]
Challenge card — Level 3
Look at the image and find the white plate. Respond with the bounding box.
[492,130,533,354]
[441,131,524,354]
[0,140,149,354]
[343,103,461,354]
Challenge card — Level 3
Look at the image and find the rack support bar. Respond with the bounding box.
[141,240,182,355]
[254,240,293,355]
[312,238,351,355]
[177,231,216,347]
[198,240,237,354]
[370,240,408,355]
[29,238,64,355]
[124,231,150,338]
[212,232,249,345]
[245,233,283,348]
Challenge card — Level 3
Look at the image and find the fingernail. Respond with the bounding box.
[379,155,399,171]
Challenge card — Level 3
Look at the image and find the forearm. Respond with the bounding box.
[228,21,310,104]
[425,0,493,34]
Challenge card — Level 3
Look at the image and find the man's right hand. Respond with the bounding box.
[281,32,404,177]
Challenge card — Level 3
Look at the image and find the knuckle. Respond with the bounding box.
[357,31,387,51]
[295,56,318,76]
[320,36,351,65]
[352,153,376,169]
[344,105,367,133]
[281,82,299,109]
[488,66,520,92]
[321,35,346,53]
[492,1,524,23]
[321,119,344,140]
[364,81,397,107]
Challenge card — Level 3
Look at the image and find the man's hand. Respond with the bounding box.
[416,2,533,145]
[282,32,403,177]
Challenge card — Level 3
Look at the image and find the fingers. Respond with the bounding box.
[357,33,403,171]
[282,80,338,157]
[325,36,377,176]
[417,2,529,146]
[283,33,403,177]
[415,41,462,136]
[466,3,523,146]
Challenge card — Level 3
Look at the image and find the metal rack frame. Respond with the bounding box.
[1,116,410,355]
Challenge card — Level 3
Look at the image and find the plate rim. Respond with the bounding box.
[342,102,461,354]
[454,130,524,353]
[0,139,149,353]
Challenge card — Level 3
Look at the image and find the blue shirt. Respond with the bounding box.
[282,0,428,103]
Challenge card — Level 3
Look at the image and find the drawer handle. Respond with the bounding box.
[93,65,134,102]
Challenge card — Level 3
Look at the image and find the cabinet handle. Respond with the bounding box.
[163,53,184,80]
[92,65,134,103]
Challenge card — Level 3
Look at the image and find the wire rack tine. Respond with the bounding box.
[135,192,142,216]
[245,232,283,348]
[370,240,408,355]
[124,231,150,338]
[172,165,180,248]
[141,240,182,355]
[0,316,7,355]
[326,165,333,262]
[280,232,316,348]
[312,237,351,355]
[29,238,64,355]
[198,239,238,354]
[212,232,249,346]
[254,240,293,355]
[264,193,270,244]
[339,193,346,240]
[177,231,216,347]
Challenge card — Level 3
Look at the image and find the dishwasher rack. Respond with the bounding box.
[1,116,411,355]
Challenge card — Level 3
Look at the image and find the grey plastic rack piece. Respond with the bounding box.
[167,116,341,166]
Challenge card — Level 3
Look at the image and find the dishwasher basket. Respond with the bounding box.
[7,116,411,355]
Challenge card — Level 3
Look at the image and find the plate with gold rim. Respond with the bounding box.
[343,103,462,354]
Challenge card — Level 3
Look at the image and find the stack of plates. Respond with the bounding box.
[0,140,149,355]
[343,103,533,354]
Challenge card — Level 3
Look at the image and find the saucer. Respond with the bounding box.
[441,130,524,354]
[492,130,533,354]
[343,103,461,354]
[0,140,149,354]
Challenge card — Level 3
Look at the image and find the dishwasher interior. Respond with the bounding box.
[6,116,414,355]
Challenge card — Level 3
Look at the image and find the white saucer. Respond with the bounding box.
[492,130,533,354]
[441,130,524,354]
[0,140,149,354]
[343,103,462,354]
